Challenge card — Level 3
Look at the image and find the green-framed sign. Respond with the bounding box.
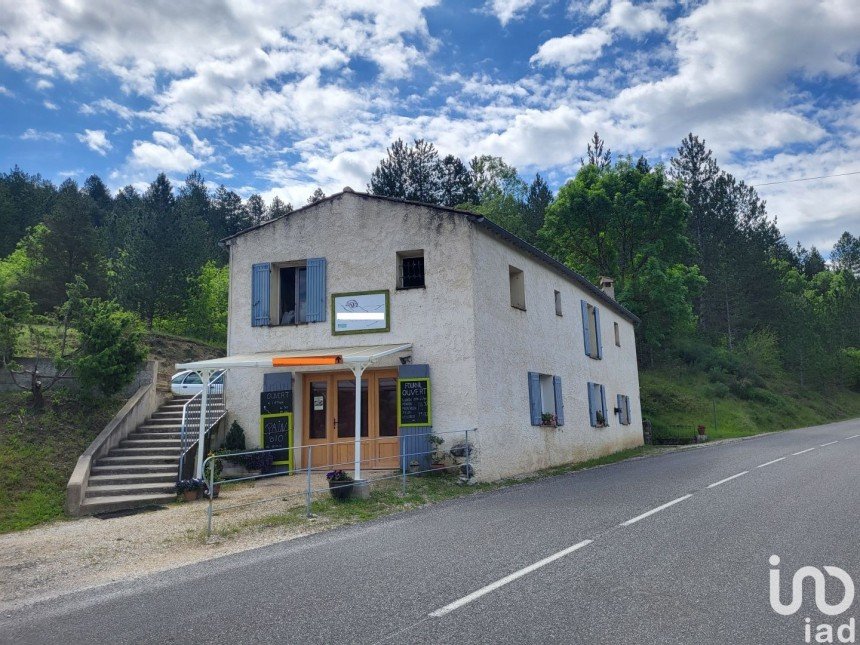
[260,412,293,468]
[331,289,390,335]
[397,377,431,427]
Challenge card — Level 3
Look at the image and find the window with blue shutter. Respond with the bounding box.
[552,375,564,426]
[581,300,603,359]
[252,263,270,327]
[617,394,631,425]
[580,300,591,356]
[528,372,541,425]
[588,382,608,427]
[306,258,327,323]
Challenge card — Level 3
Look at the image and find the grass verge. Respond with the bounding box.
[205,446,654,541]
[0,389,122,533]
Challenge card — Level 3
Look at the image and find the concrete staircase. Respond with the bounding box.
[82,396,192,514]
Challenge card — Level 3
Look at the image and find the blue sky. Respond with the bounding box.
[0,0,857,251]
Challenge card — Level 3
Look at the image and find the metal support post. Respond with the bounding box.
[306,445,313,518]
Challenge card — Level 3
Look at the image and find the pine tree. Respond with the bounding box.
[245,194,266,226]
[437,155,476,207]
[267,196,292,220]
[307,188,326,205]
[83,174,112,226]
[832,232,860,275]
[369,139,411,200]
[582,132,611,169]
[524,174,553,241]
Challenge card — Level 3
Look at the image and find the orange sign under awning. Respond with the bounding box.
[271,355,343,367]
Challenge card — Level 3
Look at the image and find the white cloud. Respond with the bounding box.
[0,85,12,96]
[531,27,612,69]
[486,0,538,26]
[43,100,59,110]
[20,128,62,141]
[35,78,53,90]
[76,129,112,155]
[604,1,667,36]
[128,131,201,173]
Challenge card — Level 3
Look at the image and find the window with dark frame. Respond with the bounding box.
[555,290,562,316]
[509,265,525,310]
[614,321,620,346]
[397,251,425,289]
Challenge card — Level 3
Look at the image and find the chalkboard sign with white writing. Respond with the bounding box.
[260,389,292,415]
[260,413,292,468]
[397,378,431,427]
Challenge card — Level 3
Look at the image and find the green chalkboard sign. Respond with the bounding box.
[397,377,431,427]
[260,389,292,415]
[260,413,293,468]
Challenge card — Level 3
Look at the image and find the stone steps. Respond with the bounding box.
[85,482,176,498]
[79,493,174,515]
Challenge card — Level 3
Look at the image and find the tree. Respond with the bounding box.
[539,159,701,361]
[803,246,827,278]
[83,174,112,225]
[369,139,444,203]
[524,174,553,241]
[26,178,103,311]
[118,174,209,326]
[71,298,147,395]
[212,184,250,240]
[582,132,611,169]
[267,196,292,220]
[0,283,31,367]
[181,260,229,344]
[832,232,860,275]
[245,194,266,226]
[307,187,326,205]
[369,139,412,200]
[0,166,55,257]
[438,154,476,207]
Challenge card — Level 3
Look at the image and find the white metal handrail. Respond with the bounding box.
[178,370,226,479]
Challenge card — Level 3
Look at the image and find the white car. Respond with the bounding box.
[170,370,224,397]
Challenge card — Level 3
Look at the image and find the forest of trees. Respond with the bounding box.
[367,135,860,393]
[1,133,859,405]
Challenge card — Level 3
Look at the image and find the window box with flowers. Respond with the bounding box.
[540,413,558,428]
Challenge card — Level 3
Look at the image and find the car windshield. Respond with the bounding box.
[171,373,186,384]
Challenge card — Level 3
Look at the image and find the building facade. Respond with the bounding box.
[217,189,642,480]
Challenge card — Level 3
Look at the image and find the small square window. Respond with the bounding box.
[554,290,562,316]
[614,321,620,346]
[509,266,525,310]
[397,251,425,289]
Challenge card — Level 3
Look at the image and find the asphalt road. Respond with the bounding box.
[3,418,858,644]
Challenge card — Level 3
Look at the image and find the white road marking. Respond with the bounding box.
[429,540,593,618]
[845,434,859,440]
[820,441,839,447]
[620,495,693,527]
[792,447,816,456]
[757,457,785,468]
[707,471,749,488]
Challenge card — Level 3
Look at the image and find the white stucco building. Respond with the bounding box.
[181,189,643,481]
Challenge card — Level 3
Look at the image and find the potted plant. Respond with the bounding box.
[203,452,223,498]
[246,451,274,475]
[175,478,206,502]
[541,413,558,428]
[327,470,354,500]
[428,434,447,471]
[595,410,607,427]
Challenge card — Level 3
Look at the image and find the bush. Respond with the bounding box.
[842,348,860,391]
[223,420,246,452]
[71,299,147,395]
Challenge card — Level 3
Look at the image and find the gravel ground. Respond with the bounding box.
[0,472,367,612]
[0,444,696,613]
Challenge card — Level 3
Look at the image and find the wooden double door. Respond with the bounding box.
[302,369,400,470]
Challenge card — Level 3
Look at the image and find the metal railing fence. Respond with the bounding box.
[179,370,226,479]
[200,428,476,537]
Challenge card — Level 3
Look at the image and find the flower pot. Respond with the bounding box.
[181,490,199,502]
[328,479,354,501]
[697,425,707,436]
[211,484,221,499]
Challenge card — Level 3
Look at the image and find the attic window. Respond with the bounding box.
[509,266,525,310]
[397,250,425,289]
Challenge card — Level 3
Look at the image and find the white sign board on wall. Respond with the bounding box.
[332,290,390,335]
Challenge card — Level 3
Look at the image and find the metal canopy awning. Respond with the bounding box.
[176,343,412,371]
[177,343,412,482]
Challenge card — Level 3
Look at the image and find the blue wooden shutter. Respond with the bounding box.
[624,395,631,425]
[306,258,327,323]
[553,375,564,426]
[599,385,607,423]
[528,372,541,425]
[616,393,623,423]
[594,307,603,359]
[252,263,270,326]
[587,382,597,426]
[580,300,591,357]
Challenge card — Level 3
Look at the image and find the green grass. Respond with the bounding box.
[0,389,122,532]
[208,446,653,540]
[15,324,80,357]
[640,366,860,440]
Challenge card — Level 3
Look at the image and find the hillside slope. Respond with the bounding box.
[640,367,860,440]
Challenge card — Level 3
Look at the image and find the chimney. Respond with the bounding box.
[599,276,615,300]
